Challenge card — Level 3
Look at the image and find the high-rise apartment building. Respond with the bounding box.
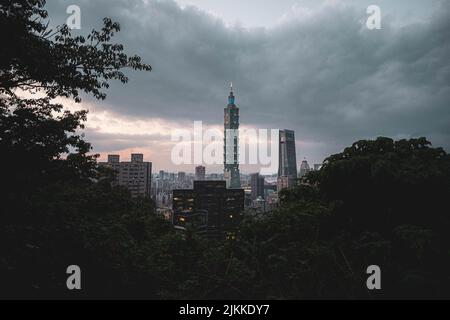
[224,83,241,189]
[99,153,152,198]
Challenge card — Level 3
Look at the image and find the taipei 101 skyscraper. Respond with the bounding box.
[224,83,241,188]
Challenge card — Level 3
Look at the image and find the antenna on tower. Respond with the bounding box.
[227,82,236,105]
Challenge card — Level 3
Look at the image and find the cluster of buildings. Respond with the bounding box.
[151,169,226,209]
[99,84,322,238]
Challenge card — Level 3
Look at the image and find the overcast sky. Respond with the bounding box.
[44,0,450,173]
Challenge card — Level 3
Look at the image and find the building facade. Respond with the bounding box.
[250,173,265,200]
[277,175,295,191]
[172,181,244,239]
[99,153,152,198]
[224,83,241,189]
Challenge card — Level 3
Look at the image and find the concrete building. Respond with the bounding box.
[99,153,152,198]
[172,181,244,239]
[277,175,296,192]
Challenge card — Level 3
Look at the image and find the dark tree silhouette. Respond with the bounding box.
[0,0,155,298]
[0,0,151,193]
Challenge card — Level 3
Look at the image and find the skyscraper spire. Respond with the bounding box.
[228,82,235,106]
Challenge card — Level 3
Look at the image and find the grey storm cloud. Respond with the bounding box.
[82,128,164,152]
[45,0,450,164]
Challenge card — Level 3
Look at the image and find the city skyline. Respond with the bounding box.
[42,0,450,173]
[2,0,449,301]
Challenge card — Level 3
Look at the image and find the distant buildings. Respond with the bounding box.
[277,129,297,191]
[152,174,171,208]
[172,180,244,239]
[224,83,241,189]
[178,171,186,182]
[250,173,265,200]
[151,170,195,208]
[209,173,220,180]
[99,153,152,198]
[277,175,294,192]
[195,165,206,181]
[299,158,311,178]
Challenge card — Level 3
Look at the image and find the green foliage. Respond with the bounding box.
[145,137,450,299]
[0,0,152,196]
[0,179,167,298]
[0,0,156,298]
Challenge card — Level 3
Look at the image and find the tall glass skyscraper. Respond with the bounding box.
[224,83,241,188]
[277,129,297,190]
